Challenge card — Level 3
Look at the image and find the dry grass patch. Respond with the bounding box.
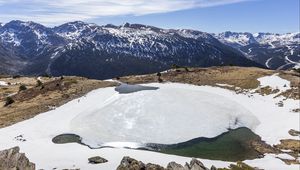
[0,76,117,128]
[274,139,300,153]
[120,66,299,99]
[120,66,273,91]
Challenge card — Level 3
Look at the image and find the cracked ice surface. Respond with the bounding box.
[70,83,259,148]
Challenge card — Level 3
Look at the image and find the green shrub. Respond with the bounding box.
[65,79,78,84]
[12,75,21,79]
[292,68,300,73]
[171,64,180,69]
[4,97,14,107]
[42,73,52,78]
[36,80,43,87]
[158,77,163,83]
[19,84,27,91]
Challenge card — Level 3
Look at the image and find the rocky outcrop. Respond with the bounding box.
[117,156,212,170]
[116,156,147,170]
[184,158,209,170]
[0,146,35,170]
[88,156,108,164]
[167,162,185,170]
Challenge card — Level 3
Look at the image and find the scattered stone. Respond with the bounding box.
[288,129,300,136]
[0,146,35,170]
[14,134,27,142]
[276,101,284,107]
[88,156,108,164]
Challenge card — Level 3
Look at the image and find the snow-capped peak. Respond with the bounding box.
[253,32,300,47]
[216,31,299,48]
[215,31,258,47]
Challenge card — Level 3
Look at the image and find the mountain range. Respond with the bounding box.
[214,31,299,70]
[0,20,298,79]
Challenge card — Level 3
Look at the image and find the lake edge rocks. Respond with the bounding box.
[0,146,35,170]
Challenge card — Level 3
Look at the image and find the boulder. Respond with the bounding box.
[184,159,208,170]
[210,165,217,170]
[167,162,185,170]
[117,156,146,170]
[189,158,208,170]
[0,146,35,170]
[88,156,108,164]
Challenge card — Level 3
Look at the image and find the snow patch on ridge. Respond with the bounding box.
[258,74,291,91]
[0,81,8,86]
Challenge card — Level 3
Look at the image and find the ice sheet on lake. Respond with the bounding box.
[70,84,259,147]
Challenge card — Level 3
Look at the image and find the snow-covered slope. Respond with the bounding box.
[216,32,299,48]
[215,31,258,48]
[215,32,300,70]
[254,32,300,47]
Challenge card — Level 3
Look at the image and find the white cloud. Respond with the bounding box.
[0,0,251,25]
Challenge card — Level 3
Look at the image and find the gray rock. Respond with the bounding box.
[184,162,191,170]
[210,165,217,170]
[0,146,35,170]
[116,156,211,170]
[167,162,185,170]
[187,158,208,170]
[146,163,165,170]
[88,156,108,164]
[117,156,146,170]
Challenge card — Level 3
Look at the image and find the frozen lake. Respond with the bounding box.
[69,83,259,148]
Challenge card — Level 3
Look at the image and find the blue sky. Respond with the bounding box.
[0,0,299,33]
